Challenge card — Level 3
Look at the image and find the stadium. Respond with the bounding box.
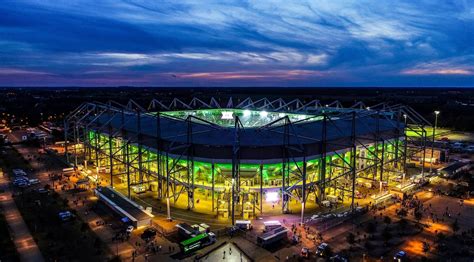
[64,97,430,224]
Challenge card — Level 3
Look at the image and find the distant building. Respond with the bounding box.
[438,161,471,178]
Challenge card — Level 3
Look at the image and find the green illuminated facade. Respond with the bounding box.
[86,127,405,217]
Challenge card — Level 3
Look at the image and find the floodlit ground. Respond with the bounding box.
[195,242,251,262]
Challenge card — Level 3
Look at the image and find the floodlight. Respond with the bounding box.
[243,109,251,117]
[260,111,268,118]
[266,191,279,202]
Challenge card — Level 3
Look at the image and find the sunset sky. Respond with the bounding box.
[0,0,473,87]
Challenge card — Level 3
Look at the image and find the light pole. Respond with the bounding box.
[429,111,440,174]
[402,114,407,183]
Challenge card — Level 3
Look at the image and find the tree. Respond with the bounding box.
[364,240,372,250]
[436,232,446,242]
[383,216,392,226]
[398,218,408,232]
[366,222,376,234]
[452,219,460,235]
[414,209,423,223]
[382,227,392,246]
[346,232,355,248]
[51,192,60,200]
[397,208,408,217]
[93,237,101,249]
[80,222,88,233]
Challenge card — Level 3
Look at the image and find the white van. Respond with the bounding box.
[235,220,253,230]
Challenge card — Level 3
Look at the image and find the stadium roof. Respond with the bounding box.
[88,109,403,163]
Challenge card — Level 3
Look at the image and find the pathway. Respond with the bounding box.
[0,174,44,262]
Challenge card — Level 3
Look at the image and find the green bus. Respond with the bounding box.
[179,232,217,254]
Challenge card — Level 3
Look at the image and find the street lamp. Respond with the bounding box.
[429,111,440,174]
[95,166,99,187]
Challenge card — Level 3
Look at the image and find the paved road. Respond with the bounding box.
[0,174,44,262]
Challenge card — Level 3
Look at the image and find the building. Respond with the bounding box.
[65,97,430,224]
[438,161,471,178]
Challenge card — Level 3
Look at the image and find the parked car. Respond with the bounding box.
[126,225,134,234]
[300,247,310,258]
[13,177,29,188]
[13,177,28,184]
[315,243,331,257]
[28,178,40,185]
[330,254,349,262]
[36,188,49,194]
[58,211,74,222]
[12,169,27,177]
[393,250,408,261]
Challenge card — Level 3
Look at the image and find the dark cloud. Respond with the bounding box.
[0,0,472,86]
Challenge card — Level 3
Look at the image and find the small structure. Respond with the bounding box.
[439,161,471,178]
[75,177,90,190]
[94,186,153,228]
[257,226,288,247]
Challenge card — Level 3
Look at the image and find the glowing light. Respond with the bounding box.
[260,111,268,118]
[243,110,251,117]
[434,110,440,115]
[221,111,234,120]
[266,191,279,202]
[279,113,286,118]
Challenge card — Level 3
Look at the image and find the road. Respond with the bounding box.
[0,172,44,262]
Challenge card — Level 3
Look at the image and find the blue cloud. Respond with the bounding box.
[0,0,473,86]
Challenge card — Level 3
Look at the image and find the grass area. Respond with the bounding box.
[406,126,474,142]
[406,127,451,138]
[1,146,112,261]
[0,208,20,262]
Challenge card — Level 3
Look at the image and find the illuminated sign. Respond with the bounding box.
[184,242,201,253]
[221,111,234,120]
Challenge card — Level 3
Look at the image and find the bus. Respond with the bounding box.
[179,232,216,254]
